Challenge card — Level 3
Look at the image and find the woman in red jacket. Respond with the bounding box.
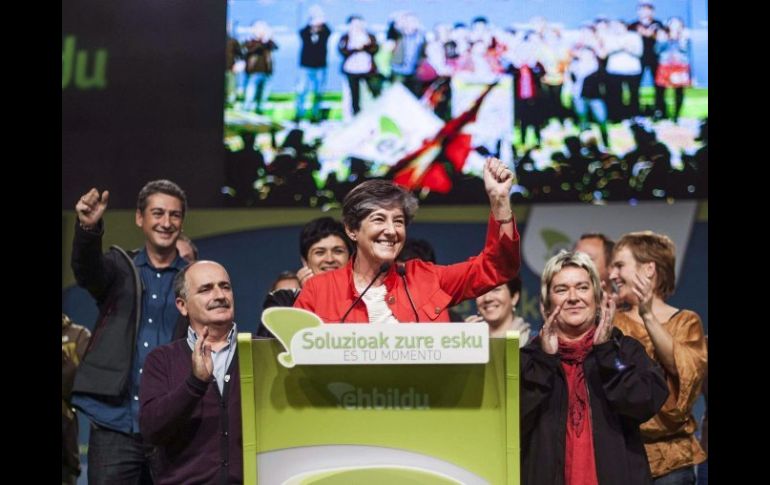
[294,157,520,323]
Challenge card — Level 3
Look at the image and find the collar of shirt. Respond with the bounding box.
[134,248,187,271]
[186,324,238,394]
[344,254,399,299]
[186,323,237,352]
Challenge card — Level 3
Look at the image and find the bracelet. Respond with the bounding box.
[79,222,96,232]
[496,216,513,224]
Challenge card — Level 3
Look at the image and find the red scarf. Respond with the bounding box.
[559,327,599,485]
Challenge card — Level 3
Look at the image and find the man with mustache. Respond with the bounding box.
[139,261,242,484]
[70,179,189,484]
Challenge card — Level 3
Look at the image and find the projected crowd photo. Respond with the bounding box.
[222,0,707,207]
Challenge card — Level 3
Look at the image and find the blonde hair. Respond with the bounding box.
[540,250,602,313]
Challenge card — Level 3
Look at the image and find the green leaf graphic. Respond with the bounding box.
[379,116,401,136]
[261,307,323,368]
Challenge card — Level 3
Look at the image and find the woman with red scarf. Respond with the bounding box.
[521,251,668,485]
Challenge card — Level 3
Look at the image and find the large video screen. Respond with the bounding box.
[223,0,707,207]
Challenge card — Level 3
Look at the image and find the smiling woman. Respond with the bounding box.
[520,250,668,484]
[294,157,521,323]
[471,277,532,345]
[609,231,707,483]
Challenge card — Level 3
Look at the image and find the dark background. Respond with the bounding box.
[62,0,227,208]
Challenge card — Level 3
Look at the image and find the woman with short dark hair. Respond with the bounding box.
[294,157,520,323]
[468,277,532,345]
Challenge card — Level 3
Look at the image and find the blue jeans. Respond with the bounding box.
[244,72,271,112]
[87,424,159,485]
[573,95,608,127]
[236,70,248,98]
[654,466,696,485]
[696,460,708,484]
[296,67,326,120]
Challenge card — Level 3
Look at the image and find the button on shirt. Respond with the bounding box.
[73,249,186,434]
[360,285,400,325]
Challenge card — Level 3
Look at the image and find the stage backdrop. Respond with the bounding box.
[63,0,708,209]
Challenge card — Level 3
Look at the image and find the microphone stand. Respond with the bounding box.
[340,262,391,323]
[397,263,420,323]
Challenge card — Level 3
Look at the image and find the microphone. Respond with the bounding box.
[340,262,391,323]
[396,263,420,323]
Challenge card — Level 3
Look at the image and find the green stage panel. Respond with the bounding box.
[239,336,520,485]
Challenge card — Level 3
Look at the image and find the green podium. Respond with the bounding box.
[238,333,520,485]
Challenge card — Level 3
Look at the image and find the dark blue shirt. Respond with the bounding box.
[72,249,187,434]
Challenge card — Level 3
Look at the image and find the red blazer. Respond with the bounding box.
[294,214,520,323]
